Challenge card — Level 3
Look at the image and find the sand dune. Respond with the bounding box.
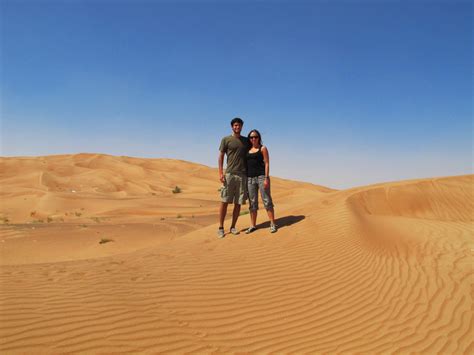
[0,154,472,353]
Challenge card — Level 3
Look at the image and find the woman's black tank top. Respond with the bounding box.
[247,146,265,177]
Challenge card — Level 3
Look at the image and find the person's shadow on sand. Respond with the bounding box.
[252,215,305,230]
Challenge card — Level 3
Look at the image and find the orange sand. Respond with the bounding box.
[0,154,472,353]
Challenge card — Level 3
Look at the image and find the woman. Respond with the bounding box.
[246,129,277,233]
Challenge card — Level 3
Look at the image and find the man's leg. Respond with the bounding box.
[231,204,241,229]
[219,202,229,228]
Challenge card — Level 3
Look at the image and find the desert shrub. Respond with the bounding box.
[47,216,53,223]
[239,210,250,216]
[172,186,182,194]
[99,238,114,244]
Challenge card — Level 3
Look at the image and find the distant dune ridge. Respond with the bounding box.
[0,153,472,353]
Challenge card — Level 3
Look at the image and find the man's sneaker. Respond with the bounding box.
[245,226,257,234]
[217,228,225,238]
[230,227,240,235]
[270,224,278,233]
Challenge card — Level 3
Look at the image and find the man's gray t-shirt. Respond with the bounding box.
[219,135,250,175]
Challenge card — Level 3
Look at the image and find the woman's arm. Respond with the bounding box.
[261,146,270,189]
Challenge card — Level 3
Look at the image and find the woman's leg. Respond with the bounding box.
[266,208,275,225]
[250,210,257,227]
[259,176,276,226]
[247,177,259,228]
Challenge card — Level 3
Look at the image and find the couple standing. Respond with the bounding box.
[217,117,277,238]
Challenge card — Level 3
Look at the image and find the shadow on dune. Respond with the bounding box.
[254,215,305,230]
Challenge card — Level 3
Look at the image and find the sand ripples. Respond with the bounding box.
[0,156,472,353]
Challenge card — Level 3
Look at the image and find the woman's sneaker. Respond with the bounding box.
[230,227,240,235]
[245,226,257,234]
[270,224,278,233]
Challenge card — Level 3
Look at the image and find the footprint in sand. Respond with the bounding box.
[194,331,208,338]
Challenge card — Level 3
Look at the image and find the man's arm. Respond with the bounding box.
[218,151,225,183]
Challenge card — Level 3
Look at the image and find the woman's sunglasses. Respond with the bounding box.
[250,136,259,139]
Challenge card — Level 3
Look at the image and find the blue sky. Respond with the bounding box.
[1,0,472,189]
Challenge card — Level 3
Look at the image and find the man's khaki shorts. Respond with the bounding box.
[220,173,247,205]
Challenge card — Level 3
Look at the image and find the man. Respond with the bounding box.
[217,117,250,238]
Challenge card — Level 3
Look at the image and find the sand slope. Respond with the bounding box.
[0,154,329,264]
[0,154,472,353]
